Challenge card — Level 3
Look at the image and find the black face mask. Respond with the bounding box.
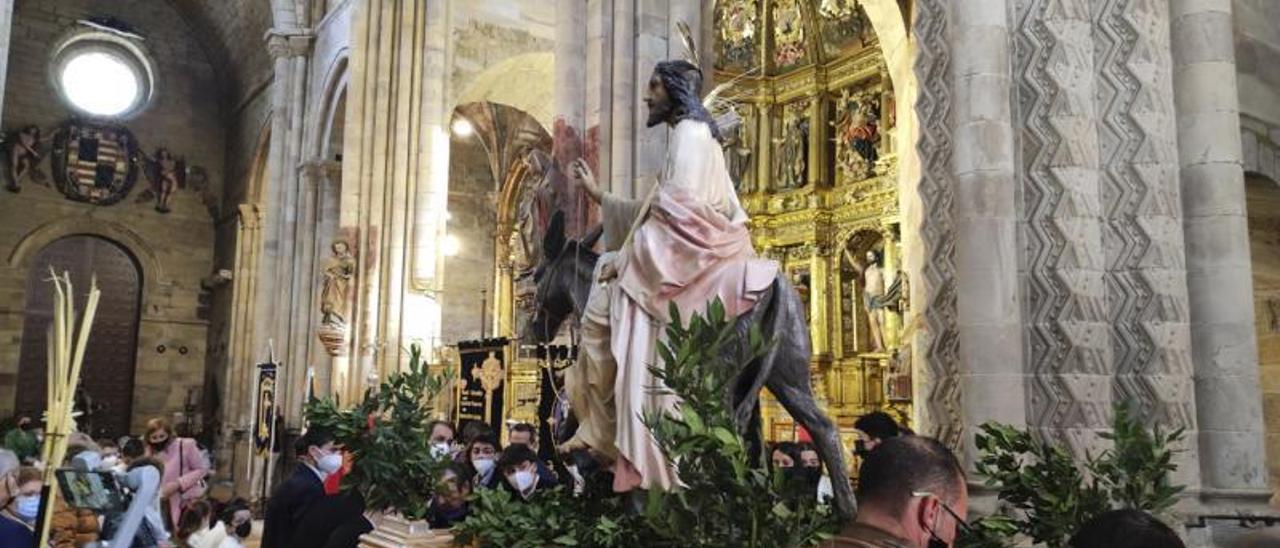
[149,439,169,451]
[799,466,822,485]
[235,521,252,538]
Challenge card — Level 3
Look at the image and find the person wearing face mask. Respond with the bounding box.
[100,439,170,548]
[798,442,835,504]
[852,412,903,459]
[464,434,502,489]
[427,463,473,528]
[496,445,557,501]
[263,428,340,548]
[98,440,126,474]
[50,438,102,547]
[177,499,227,548]
[0,466,43,547]
[143,417,210,527]
[822,436,968,548]
[428,420,456,460]
[215,498,252,548]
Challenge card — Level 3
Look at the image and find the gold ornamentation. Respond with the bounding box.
[715,0,759,70]
[773,0,807,68]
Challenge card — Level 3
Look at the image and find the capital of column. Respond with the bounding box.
[265,28,314,59]
[298,159,342,182]
[237,203,263,229]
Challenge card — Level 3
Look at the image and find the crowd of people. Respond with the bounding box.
[2,410,1275,547]
[0,416,247,548]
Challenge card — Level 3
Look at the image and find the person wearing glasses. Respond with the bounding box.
[823,436,969,548]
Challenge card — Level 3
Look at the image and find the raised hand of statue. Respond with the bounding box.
[571,158,603,204]
[598,261,618,285]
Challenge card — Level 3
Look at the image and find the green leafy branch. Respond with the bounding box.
[303,344,452,521]
[960,402,1186,548]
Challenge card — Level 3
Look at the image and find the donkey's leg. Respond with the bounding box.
[768,368,857,520]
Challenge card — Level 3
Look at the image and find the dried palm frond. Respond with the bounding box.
[678,21,699,67]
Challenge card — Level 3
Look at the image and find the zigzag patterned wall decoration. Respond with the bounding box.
[912,0,963,451]
[1094,0,1198,434]
[1014,0,1114,454]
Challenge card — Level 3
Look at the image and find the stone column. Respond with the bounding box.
[951,0,1026,464]
[1096,0,1201,485]
[1012,0,1109,454]
[0,0,14,127]
[263,28,313,425]
[344,0,434,383]
[1171,0,1270,503]
[225,203,262,497]
[555,0,586,133]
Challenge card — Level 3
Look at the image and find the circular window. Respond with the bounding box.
[50,31,154,119]
[60,51,141,116]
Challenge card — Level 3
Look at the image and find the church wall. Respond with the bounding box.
[1246,175,1280,501]
[0,0,223,434]
[439,1,555,346]
[1234,0,1280,504]
[1234,0,1280,126]
[442,136,497,343]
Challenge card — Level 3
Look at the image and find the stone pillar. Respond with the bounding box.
[263,28,313,424]
[555,0,586,133]
[225,203,262,497]
[910,0,963,448]
[951,0,1026,464]
[344,0,434,383]
[587,0,704,200]
[1171,0,1270,503]
[0,0,14,127]
[1097,0,1201,485]
[1012,0,1108,454]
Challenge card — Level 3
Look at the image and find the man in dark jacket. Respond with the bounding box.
[496,444,557,501]
[823,436,968,548]
[262,428,340,548]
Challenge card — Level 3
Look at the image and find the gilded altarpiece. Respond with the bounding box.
[724,32,908,451]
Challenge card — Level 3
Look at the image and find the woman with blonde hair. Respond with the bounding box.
[143,417,208,527]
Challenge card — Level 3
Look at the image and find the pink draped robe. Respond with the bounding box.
[574,119,777,491]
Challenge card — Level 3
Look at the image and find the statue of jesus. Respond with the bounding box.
[567,60,777,492]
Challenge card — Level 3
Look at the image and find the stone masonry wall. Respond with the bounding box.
[0,0,222,435]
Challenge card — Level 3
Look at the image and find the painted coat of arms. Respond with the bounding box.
[50,121,140,205]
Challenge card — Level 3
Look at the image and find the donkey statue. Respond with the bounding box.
[523,211,855,520]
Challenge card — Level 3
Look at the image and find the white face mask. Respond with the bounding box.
[509,469,536,495]
[100,455,120,471]
[315,451,343,474]
[472,457,495,477]
[430,443,450,459]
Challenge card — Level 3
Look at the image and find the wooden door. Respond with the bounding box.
[16,235,142,439]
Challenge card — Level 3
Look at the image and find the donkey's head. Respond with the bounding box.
[523,211,602,344]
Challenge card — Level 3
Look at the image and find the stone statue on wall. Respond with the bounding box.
[773,105,809,191]
[6,125,45,193]
[845,248,886,352]
[722,106,755,192]
[139,147,186,213]
[320,240,356,326]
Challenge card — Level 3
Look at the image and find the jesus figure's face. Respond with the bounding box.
[645,73,673,128]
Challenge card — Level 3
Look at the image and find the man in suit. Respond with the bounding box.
[262,428,341,548]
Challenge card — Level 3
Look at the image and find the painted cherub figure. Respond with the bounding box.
[6,125,45,193]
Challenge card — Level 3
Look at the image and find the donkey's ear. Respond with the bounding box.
[543,210,567,260]
[580,223,603,251]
